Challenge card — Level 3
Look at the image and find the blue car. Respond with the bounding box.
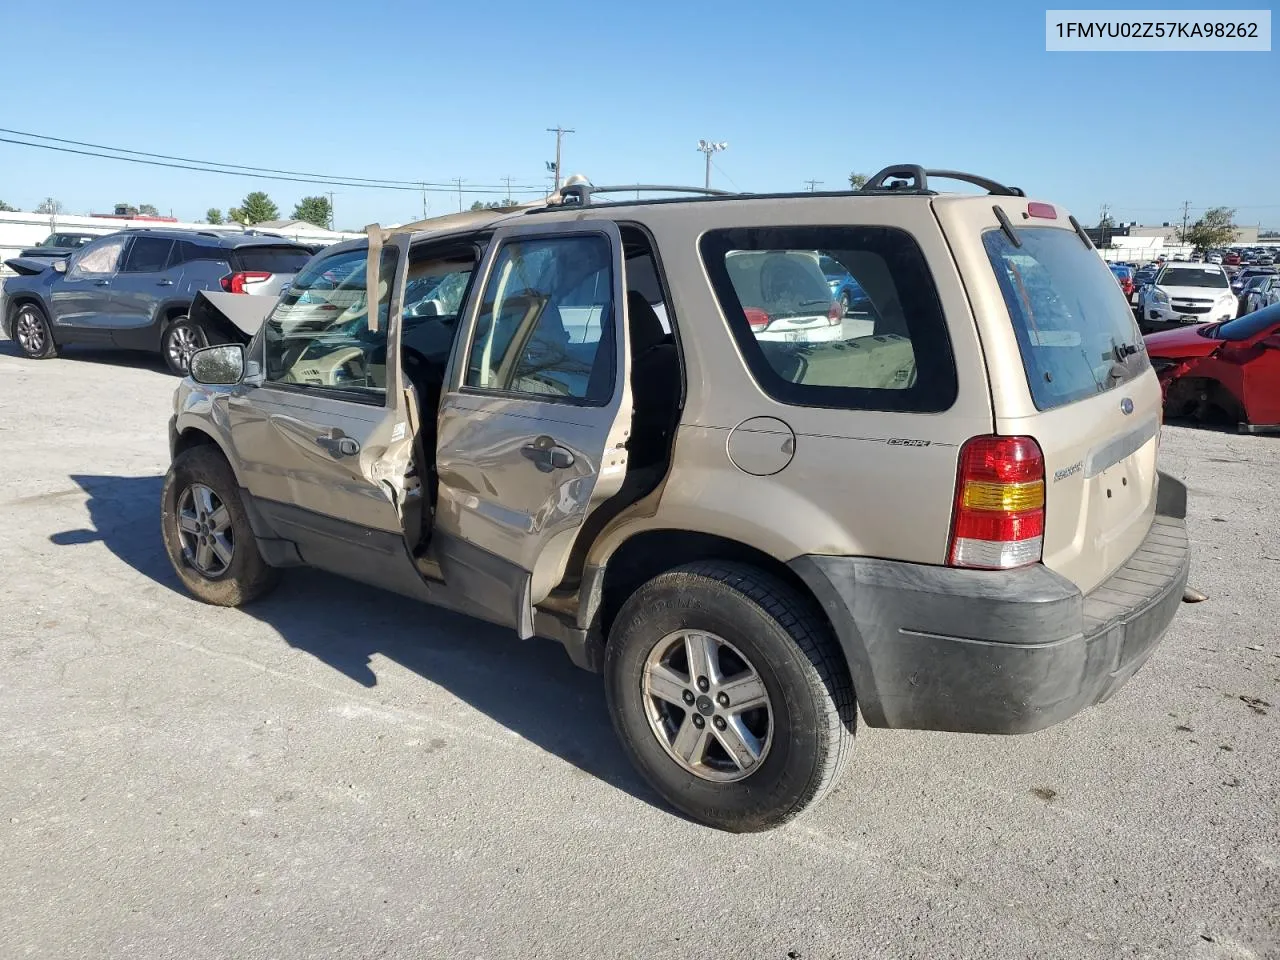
[818,254,870,315]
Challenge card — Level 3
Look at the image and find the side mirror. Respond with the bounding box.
[189,344,246,385]
[52,259,67,274]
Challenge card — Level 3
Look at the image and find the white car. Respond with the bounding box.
[1207,252,1224,264]
[1137,262,1238,332]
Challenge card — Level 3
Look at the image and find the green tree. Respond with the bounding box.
[470,200,512,211]
[116,203,139,216]
[35,197,63,215]
[205,208,224,224]
[1179,207,1237,252]
[291,195,333,228]
[848,172,869,190]
[231,192,279,225]
[0,199,16,212]
[1097,213,1116,230]
[138,203,159,216]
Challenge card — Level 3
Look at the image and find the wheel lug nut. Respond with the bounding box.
[682,690,695,705]
[716,692,729,707]
[692,715,705,729]
[696,676,710,692]
[713,716,727,731]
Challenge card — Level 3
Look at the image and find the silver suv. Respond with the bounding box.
[161,167,1191,832]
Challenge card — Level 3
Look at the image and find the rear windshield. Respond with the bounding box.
[1157,267,1228,288]
[701,226,956,412]
[983,226,1147,411]
[233,245,312,274]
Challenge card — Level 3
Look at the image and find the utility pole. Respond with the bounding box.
[1180,200,1192,240]
[696,140,727,190]
[421,183,428,220]
[327,191,336,230]
[502,176,513,205]
[804,179,823,192]
[546,126,575,191]
[454,178,464,213]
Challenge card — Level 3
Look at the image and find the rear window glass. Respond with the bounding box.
[233,245,312,274]
[700,226,956,412]
[983,226,1147,411]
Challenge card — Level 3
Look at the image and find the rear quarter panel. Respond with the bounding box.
[590,195,993,566]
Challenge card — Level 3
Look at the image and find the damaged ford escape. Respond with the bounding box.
[161,166,1191,832]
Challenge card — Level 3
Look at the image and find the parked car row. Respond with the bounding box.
[2,228,316,373]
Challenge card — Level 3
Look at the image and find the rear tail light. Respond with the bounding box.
[948,435,1045,569]
[827,301,843,325]
[743,307,771,332]
[1026,202,1058,219]
[220,270,271,294]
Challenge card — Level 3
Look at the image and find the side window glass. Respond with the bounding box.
[465,235,614,402]
[120,237,174,273]
[68,236,127,278]
[261,246,398,399]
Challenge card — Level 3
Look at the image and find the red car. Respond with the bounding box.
[1224,252,1241,266]
[1146,302,1280,430]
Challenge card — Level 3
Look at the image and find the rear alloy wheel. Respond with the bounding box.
[162,317,206,375]
[838,291,851,317]
[605,561,856,832]
[12,304,58,359]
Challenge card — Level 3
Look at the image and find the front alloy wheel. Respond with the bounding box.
[641,630,773,782]
[175,483,234,577]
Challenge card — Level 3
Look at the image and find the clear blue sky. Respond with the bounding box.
[1,0,1275,229]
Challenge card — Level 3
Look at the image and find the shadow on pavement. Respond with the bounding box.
[51,473,665,814]
[0,337,170,373]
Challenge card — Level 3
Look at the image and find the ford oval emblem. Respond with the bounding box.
[1120,397,1135,415]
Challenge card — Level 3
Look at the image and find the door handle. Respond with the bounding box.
[94,279,110,286]
[315,434,360,457]
[157,279,174,286]
[521,435,575,471]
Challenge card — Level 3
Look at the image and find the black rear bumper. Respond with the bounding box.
[790,473,1190,734]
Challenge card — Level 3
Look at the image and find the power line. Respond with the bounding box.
[0,131,548,194]
[804,179,823,192]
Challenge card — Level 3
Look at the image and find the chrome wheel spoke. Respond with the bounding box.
[192,484,216,517]
[720,673,768,714]
[712,716,763,771]
[210,534,233,567]
[177,513,200,535]
[671,715,710,766]
[645,663,689,706]
[195,539,215,571]
[683,632,719,685]
[207,505,231,534]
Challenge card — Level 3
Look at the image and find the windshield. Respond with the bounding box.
[1215,304,1280,341]
[1158,267,1228,289]
[1110,265,1133,278]
[1243,276,1269,291]
[983,226,1146,411]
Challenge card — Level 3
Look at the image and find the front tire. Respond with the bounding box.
[604,561,855,832]
[161,446,279,606]
[162,317,206,375]
[11,303,59,359]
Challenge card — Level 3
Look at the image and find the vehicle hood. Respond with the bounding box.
[1156,284,1234,300]
[19,246,74,259]
[1144,325,1220,358]
[3,257,56,277]
[188,290,275,344]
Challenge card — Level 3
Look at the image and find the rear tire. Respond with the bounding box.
[604,561,855,832]
[161,446,279,606]
[11,303,58,359]
[161,317,206,375]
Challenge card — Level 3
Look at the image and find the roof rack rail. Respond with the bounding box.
[861,165,1025,198]
[558,183,736,207]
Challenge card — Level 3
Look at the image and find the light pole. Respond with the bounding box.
[696,140,727,190]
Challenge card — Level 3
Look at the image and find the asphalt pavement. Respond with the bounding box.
[0,340,1276,960]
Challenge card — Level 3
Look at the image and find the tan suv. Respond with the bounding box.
[161,166,1191,832]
